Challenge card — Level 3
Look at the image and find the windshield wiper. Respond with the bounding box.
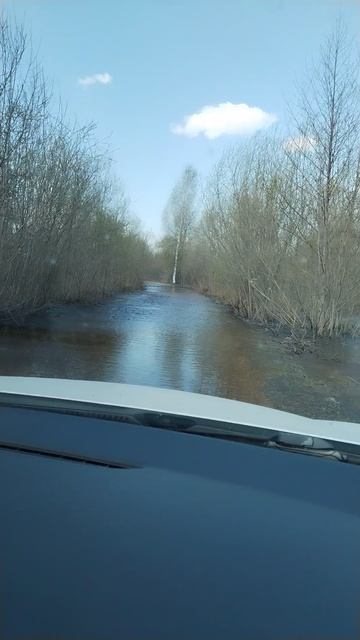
[134,413,360,464]
[265,433,348,462]
[186,425,360,464]
[1,395,358,465]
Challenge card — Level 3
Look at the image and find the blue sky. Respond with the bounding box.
[4,0,360,237]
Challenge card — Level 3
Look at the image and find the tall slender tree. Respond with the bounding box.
[163,166,197,285]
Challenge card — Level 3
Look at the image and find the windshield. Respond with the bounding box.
[0,0,359,423]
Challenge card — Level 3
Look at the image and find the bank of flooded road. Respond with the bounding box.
[0,282,359,422]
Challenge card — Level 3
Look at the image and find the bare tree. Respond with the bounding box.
[280,23,360,335]
[171,24,360,340]
[163,166,197,284]
[0,15,151,320]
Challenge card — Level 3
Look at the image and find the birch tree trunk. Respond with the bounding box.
[162,166,197,285]
[172,232,181,284]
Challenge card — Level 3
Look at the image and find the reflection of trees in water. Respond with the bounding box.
[0,284,277,405]
[0,285,302,410]
[193,320,274,405]
[158,315,274,404]
[0,326,122,381]
[0,283,358,421]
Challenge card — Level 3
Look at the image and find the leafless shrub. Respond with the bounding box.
[164,25,360,339]
[0,15,149,319]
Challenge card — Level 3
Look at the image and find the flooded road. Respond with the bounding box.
[0,282,359,421]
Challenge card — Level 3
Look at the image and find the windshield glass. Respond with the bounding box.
[0,0,359,423]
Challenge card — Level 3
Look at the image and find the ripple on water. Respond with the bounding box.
[0,283,359,421]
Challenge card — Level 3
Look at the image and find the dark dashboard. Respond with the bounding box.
[0,402,359,639]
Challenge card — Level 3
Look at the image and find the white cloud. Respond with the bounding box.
[78,72,112,87]
[171,102,277,139]
[283,135,316,153]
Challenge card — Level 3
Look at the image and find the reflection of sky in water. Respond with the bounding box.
[0,283,359,420]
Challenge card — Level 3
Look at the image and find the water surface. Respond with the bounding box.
[0,282,359,421]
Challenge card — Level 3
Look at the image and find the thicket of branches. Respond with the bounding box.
[0,17,150,319]
[161,26,360,338]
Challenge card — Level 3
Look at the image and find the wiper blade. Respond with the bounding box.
[187,425,360,464]
[266,433,347,462]
[1,394,358,465]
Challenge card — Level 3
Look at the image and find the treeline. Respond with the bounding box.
[0,17,150,320]
[160,27,360,338]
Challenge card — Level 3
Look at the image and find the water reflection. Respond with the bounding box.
[0,326,122,381]
[194,320,274,405]
[0,282,359,421]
